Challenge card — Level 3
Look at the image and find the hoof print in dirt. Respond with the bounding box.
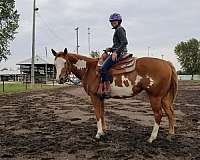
[70,118,82,122]
[1,154,14,159]
[166,135,175,142]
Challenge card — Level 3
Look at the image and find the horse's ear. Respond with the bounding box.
[64,48,68,54]
[51,49,57,56]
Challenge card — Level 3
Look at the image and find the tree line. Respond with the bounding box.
[0,0,19,62]
[175,38,200,79]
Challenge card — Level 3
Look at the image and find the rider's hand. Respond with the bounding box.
[112,52,118,61]
[105,48,112,52]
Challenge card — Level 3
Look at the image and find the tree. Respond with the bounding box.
[174,38,200,80]
[89,50,100,58]
[0,0,19,62]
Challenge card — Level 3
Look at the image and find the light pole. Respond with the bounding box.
[161,54,164,59]
[147,46,150,57]
[88,27,91,54]
[75,27,80,54]
[31,0,38,85]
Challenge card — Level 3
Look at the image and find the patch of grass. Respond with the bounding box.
[0,82,57,94]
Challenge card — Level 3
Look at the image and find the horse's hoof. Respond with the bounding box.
[147,138,153,143]
[95,135,100,140]
[96,131,105,138]
[95,132,103,140]
[94,132,107,143]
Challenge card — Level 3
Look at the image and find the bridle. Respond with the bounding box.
[63,56,88,89]
[64,57,72,75]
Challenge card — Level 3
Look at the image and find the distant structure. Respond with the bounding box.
[0,68,21,81]
[16,55,55,83]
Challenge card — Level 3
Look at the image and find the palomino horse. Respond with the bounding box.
[51,48,178,143]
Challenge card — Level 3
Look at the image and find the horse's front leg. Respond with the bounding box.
[90,94,105,139]
[100,101,107,132]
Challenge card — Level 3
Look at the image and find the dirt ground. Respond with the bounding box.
[0,81,200,160]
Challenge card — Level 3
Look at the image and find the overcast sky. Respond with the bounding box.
[1,0,200,70]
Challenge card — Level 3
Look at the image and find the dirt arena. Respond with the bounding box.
[0,81,200,160]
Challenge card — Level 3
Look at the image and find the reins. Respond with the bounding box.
[65,58,90,94]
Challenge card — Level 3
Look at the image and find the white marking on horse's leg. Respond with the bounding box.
[148,123,159,143]
[95,118,104,139]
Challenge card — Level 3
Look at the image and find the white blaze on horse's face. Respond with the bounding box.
[74,60,86,69]
[54,57,66,81]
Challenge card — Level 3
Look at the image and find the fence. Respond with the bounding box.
[178,75,200,80]
[0,74,80,93]
[0,79,56,93]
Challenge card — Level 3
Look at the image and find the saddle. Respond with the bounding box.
[110,54,136,75]
[96,53,136,98]
[97,53,137,75]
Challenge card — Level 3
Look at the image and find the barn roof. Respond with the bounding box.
[16,55,53,65]
[0,70,21,76]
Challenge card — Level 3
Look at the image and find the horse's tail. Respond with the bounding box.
[166,61,178,104]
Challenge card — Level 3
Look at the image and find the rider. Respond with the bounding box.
[100,13,128,97]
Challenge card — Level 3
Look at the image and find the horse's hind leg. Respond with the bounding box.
[148,96,163,143]
[161,95,175,139]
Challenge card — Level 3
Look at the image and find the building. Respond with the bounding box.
[16,55,55,83]
[0,69,21,81]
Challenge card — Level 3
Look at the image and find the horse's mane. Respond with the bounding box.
[67,52,98,63]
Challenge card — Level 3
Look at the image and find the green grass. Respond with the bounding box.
[0,82,57,94]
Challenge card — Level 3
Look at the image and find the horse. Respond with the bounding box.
[51,48,178,143]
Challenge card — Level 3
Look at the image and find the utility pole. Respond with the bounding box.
[45,47,48,84]
[31,0,38,85]
[88,27,91,54]
[147,46,150,57]
[75,27,80,54]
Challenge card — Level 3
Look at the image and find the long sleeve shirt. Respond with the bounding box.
[112,25,128,55]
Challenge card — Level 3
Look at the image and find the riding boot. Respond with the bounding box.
[103,81,111,98]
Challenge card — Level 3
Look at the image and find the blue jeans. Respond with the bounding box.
[101,53,123,82]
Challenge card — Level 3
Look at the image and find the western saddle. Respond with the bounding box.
[97,52,136,75]
[96,52,136,98]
